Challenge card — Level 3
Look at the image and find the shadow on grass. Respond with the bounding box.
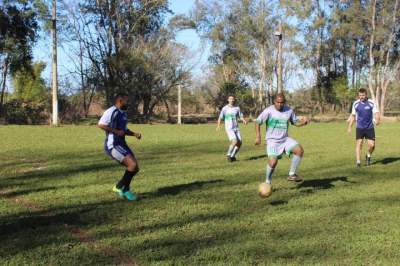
[373,157,400,165]
[295,176,353,190]
[246,154,267,161]
[270,200,288,206]
[140,180,224,199]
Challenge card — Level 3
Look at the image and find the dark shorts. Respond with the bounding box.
[356,128,375,140]
[104,143,134,163]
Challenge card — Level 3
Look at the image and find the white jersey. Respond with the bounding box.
[219,105,243,131]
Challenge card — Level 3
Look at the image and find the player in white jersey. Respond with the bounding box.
[217,95,247,162]
[255,93,309,187]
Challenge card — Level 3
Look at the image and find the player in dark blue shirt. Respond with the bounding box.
[347,88,380,167]
[98,93,142,201]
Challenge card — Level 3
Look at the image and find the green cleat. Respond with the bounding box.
[112,185,124,197]
[122,190,137,201]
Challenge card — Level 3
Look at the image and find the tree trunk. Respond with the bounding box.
[351,39,357,88]
[368,0,377,105]
[0,58,9,108]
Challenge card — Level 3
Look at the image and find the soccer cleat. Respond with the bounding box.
[227,156,232,162]
[356,162,361,168]
[365,155,371,166]
[287,174,303,182]
[122,190,137,201]
[112,185,124,197]
[230,157,237,162]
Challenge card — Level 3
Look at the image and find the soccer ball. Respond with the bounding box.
[258,182,272,198]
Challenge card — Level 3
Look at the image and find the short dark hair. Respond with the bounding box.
[227,95,235,99]
[274,93,286,101]
[358,88,368,94]
[114,92,129,102]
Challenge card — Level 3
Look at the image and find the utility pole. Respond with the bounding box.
[275,21,283,94]
[51,0,58,126]
[177,84,182,125]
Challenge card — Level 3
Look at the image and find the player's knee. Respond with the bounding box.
[269,159,278,168]
[231,140,237,146]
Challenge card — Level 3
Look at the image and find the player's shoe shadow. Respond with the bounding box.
[294,176,354,190]
[372,157,400,165]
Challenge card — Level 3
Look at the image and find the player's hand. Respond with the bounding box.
[255,137,261,146]
[114,129,125,136]
[134,132,142,140]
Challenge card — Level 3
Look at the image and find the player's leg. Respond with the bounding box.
[266,157,278,184]
[365,128,376,166]
[230,131,242,160]
[355,139,363,167]
[285,138,303,182]
[226,130,236,161]
[265,142,282,184]
[112,145,139,200]
[355,128,364,167]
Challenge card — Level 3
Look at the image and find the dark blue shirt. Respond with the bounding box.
[351,99,378,129]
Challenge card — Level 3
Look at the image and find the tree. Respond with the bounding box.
[0,0,42,116]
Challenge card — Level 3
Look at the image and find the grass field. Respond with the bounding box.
[1,122,400,265]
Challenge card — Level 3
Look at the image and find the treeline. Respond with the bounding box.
[1,0,400,124]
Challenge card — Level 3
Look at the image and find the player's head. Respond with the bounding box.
[358,88,368,102]
[114,93,129,110]
[274,93,286,111]
[227,95,235,106]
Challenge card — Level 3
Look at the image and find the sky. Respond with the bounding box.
[31,0,311,92]
[32,0,208,90]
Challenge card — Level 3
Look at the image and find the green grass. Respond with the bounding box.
[1,122,400,265]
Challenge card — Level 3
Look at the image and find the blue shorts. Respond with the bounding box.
[104,143,134,163]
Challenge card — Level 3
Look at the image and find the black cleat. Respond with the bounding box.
[227,156,232,162]
[356,162,361,168]
[365,155,371,166]
[231,157,237,162]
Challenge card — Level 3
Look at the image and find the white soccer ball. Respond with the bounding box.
[258,182,273,198]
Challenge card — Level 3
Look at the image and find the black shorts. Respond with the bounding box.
[356,128,375,140]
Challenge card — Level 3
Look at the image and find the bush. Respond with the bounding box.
[4,99,49,124]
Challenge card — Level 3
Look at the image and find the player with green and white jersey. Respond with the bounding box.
[255,93,309,187]
[217,95,247,162]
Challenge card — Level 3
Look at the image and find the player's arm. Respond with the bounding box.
[347,114,355,133]
[255,123,262,145]
[216,108,224,131]
[291,111,308,127]
[293,117,309,127]
[348,102,356,133]
[373,103,380,125]
[98,124,125,136]
[255,110,268,145]
[126,129,141,139]
[239,109,247,125]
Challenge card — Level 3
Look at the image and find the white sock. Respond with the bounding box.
[289,155,302,176]
[227,145,234,156]
[266,165,274,184]
[230,146,239,158]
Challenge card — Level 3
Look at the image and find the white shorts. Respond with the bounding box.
[266,137,299,158]
[226,129,242,142]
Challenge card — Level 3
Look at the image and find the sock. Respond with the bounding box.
[230,146,239,158]
[227,145,234,156]
[266,165,274,184]
[289,155,302,176]
[367,153,371,158]
[117,170,136,191]
[356,160,361,164]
